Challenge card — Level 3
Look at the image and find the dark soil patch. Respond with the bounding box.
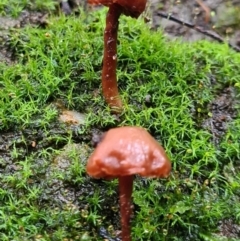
[150,0,240,46]
[202,86,238,144]
[218,219,240,239]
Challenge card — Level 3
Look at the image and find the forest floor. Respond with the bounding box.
[0,1,240,240]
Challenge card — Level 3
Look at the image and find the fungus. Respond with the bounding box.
[87,0,147,112]
[86,126,171,241]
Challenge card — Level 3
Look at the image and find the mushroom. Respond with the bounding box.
[86,126,171,241]
[87,0,147,112]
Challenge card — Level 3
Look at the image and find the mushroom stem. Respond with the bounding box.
[118,175,133,241]
[102,3,123,112]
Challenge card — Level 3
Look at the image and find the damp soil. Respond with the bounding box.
[1,0,240,240]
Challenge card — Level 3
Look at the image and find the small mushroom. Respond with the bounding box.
[87,0,147,112]
[86,126,171,241]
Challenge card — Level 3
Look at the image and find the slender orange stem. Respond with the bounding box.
[102,4,123,112]
[195,0,210,23]
[118,176,133,241]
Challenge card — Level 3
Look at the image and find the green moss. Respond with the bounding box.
[0,8,240,241]
[0,0,56,17]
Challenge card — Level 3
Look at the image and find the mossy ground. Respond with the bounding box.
[0,2,240,241]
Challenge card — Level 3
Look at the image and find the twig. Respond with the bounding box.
[157,11,240,53]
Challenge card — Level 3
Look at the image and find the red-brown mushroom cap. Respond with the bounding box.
[88,0,147,18]
[86,126,171,179]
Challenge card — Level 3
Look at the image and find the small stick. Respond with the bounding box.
[157,11,240,53]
